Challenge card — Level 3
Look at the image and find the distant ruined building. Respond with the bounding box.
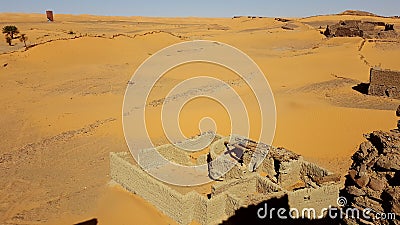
[368,68,400,99]
[323,20,397,39]
[46,10,54,22]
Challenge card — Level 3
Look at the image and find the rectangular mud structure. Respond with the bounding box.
[46,11,54,22]
[369,67,400,99]
[110,134,340,225]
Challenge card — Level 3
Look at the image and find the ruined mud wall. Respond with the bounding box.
[224,194,242,218]
[301,161,329,179]
[110,152,241,225]
[323,20,398,39]
[288,185,340,214]
[111,135,341,224]
[185,191,229,225]
[156,132,222,166]
[110,152,194,224]
[208,137,245,180]
[286,160,339,213]
[369,68,400,99]
[256,175,282,194]
[211,175,258,197]
[189,193,207,224]
[258,146,301,184]
[259,156,277,182]
[204,194,229,224]
[181,192,202,224]
[156,144,193,166]
[277,159,303,189]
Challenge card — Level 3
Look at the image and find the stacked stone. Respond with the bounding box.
[322,20,398,39]
[343,108,400,224]
[397,105,400,129]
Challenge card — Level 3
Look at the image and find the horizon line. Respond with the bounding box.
[0,9,396,19]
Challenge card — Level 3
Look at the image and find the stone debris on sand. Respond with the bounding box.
[343,127,400,224]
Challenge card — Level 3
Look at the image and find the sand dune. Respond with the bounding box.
[0,13,399,224]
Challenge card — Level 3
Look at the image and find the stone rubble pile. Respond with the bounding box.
[323,20,398,39]
[343,108,400,224]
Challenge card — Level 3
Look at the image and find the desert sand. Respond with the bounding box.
[0,12,399,224]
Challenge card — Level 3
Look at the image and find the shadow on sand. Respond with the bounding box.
[221,195,341,225]
[352,83,370,95]
[74,218,98,225]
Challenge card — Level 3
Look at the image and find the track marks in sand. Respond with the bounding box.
[358,39,372,66]
[0,178,66,224]
[0,179,44,224]
[0,118,116,164]
[0,30,188,55]
[146,78,246,108]
[110,30,188,40]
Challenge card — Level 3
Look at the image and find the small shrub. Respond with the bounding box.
[5,35,12,46]
[19,34,28,48]
[2,25,19,39]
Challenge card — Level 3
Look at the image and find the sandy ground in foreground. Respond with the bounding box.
[0,13,399,224]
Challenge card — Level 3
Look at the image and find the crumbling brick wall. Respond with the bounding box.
[335,27,363,37]
[110,135,341,225]
[368,67,400,99]
[111,152,244,225]
[288,185,340,216]
[323,20,398,39]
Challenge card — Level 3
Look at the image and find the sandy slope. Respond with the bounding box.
[0,13,399,224]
